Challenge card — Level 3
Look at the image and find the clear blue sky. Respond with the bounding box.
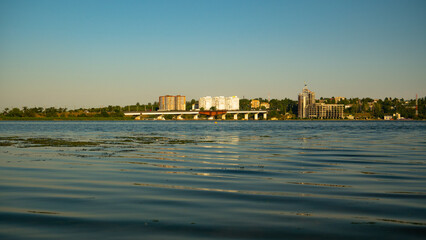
[1,0,425,109]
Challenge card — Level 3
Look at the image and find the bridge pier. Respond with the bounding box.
[176,115,183,120]
[193,114,199,120]
[222,114,226,120]
[263,113,267,120]
[157,115,165,120]
[208,116,214,120]
[254,113,258,120]
[234,114,238,120]
[244,113,249,120]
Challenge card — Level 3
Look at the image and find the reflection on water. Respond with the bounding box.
[0,121,425,239]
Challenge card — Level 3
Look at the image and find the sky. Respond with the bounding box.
[0,0,425,109]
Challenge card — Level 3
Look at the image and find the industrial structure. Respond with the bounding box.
[298,84,344,119]
[199,96,239,110]
[159,95,186,111]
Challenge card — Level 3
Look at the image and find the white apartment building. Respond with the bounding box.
[214,96,226,110]
[226,96,239,110]
[199,96,239,110]
[199,96,213,110]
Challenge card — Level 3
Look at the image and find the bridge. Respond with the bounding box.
[124,110,268,120]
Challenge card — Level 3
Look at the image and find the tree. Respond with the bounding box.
[7,108,23,117]
[239,99,250,110]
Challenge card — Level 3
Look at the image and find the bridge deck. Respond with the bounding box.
[124,110,267,116]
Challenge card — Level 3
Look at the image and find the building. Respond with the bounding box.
[165,95,176,111]
[393,113,401,120]
[334,96,346,103]
[159,96,166,111]
[199,96,213,110]
[175,95,186,110]
[199,96,239,110]
[159,95,186,111]
[260,102,270,109]
[298,85,315,118]
[226,96,239,110]
[213,96,226,110]
[251,99,260,109]
[307,103,344,119]
[298,84,343,119]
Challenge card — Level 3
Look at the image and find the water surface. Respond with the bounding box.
[0,121,425,239]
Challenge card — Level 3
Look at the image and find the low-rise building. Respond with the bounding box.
[393,113,401,120]
[307,103,344,119]
[334,96,345,103]
[260,102,270,109]
[251,99,260,109]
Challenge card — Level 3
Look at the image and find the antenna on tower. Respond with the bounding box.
[416,94,418,116]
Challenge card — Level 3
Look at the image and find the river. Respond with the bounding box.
[0,121,425,239]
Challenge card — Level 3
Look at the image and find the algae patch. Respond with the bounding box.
[0,136,99,147]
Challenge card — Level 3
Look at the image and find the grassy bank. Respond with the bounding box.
[0,116,134,121]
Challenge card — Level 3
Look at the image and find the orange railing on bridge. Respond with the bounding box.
[198,111,227,116]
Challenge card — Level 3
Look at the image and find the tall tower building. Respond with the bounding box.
[298,84,315,118]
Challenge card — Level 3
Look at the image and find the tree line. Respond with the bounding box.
[333,97,425,119]
[0,97,424,119]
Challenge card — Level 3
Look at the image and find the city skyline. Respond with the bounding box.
[1,0,425,109]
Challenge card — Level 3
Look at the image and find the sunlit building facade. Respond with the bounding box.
[298,85,316,118]
[226,96,239,110]
[199,96,239,110]
[199,96,213,110]
[307,103,344,119]
[159,95,186,111]
[298,85,343,119]
[251,99,260,109]
[175,95,186,110]
[260,102,270,109]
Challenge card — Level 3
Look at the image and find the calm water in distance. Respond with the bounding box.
[0,121,425,239]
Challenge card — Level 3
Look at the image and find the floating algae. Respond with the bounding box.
[0,136,99,147]
[0,134,216,148]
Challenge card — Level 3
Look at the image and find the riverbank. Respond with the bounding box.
[0,117,423,121]
[0,116,134,121]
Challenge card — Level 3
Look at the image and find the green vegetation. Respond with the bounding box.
[0,105,132,120]
[239,98,297,120]
[1,96,424,120]
[333,97,425,119]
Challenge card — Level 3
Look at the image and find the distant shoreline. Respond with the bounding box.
[0,117,423,121]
